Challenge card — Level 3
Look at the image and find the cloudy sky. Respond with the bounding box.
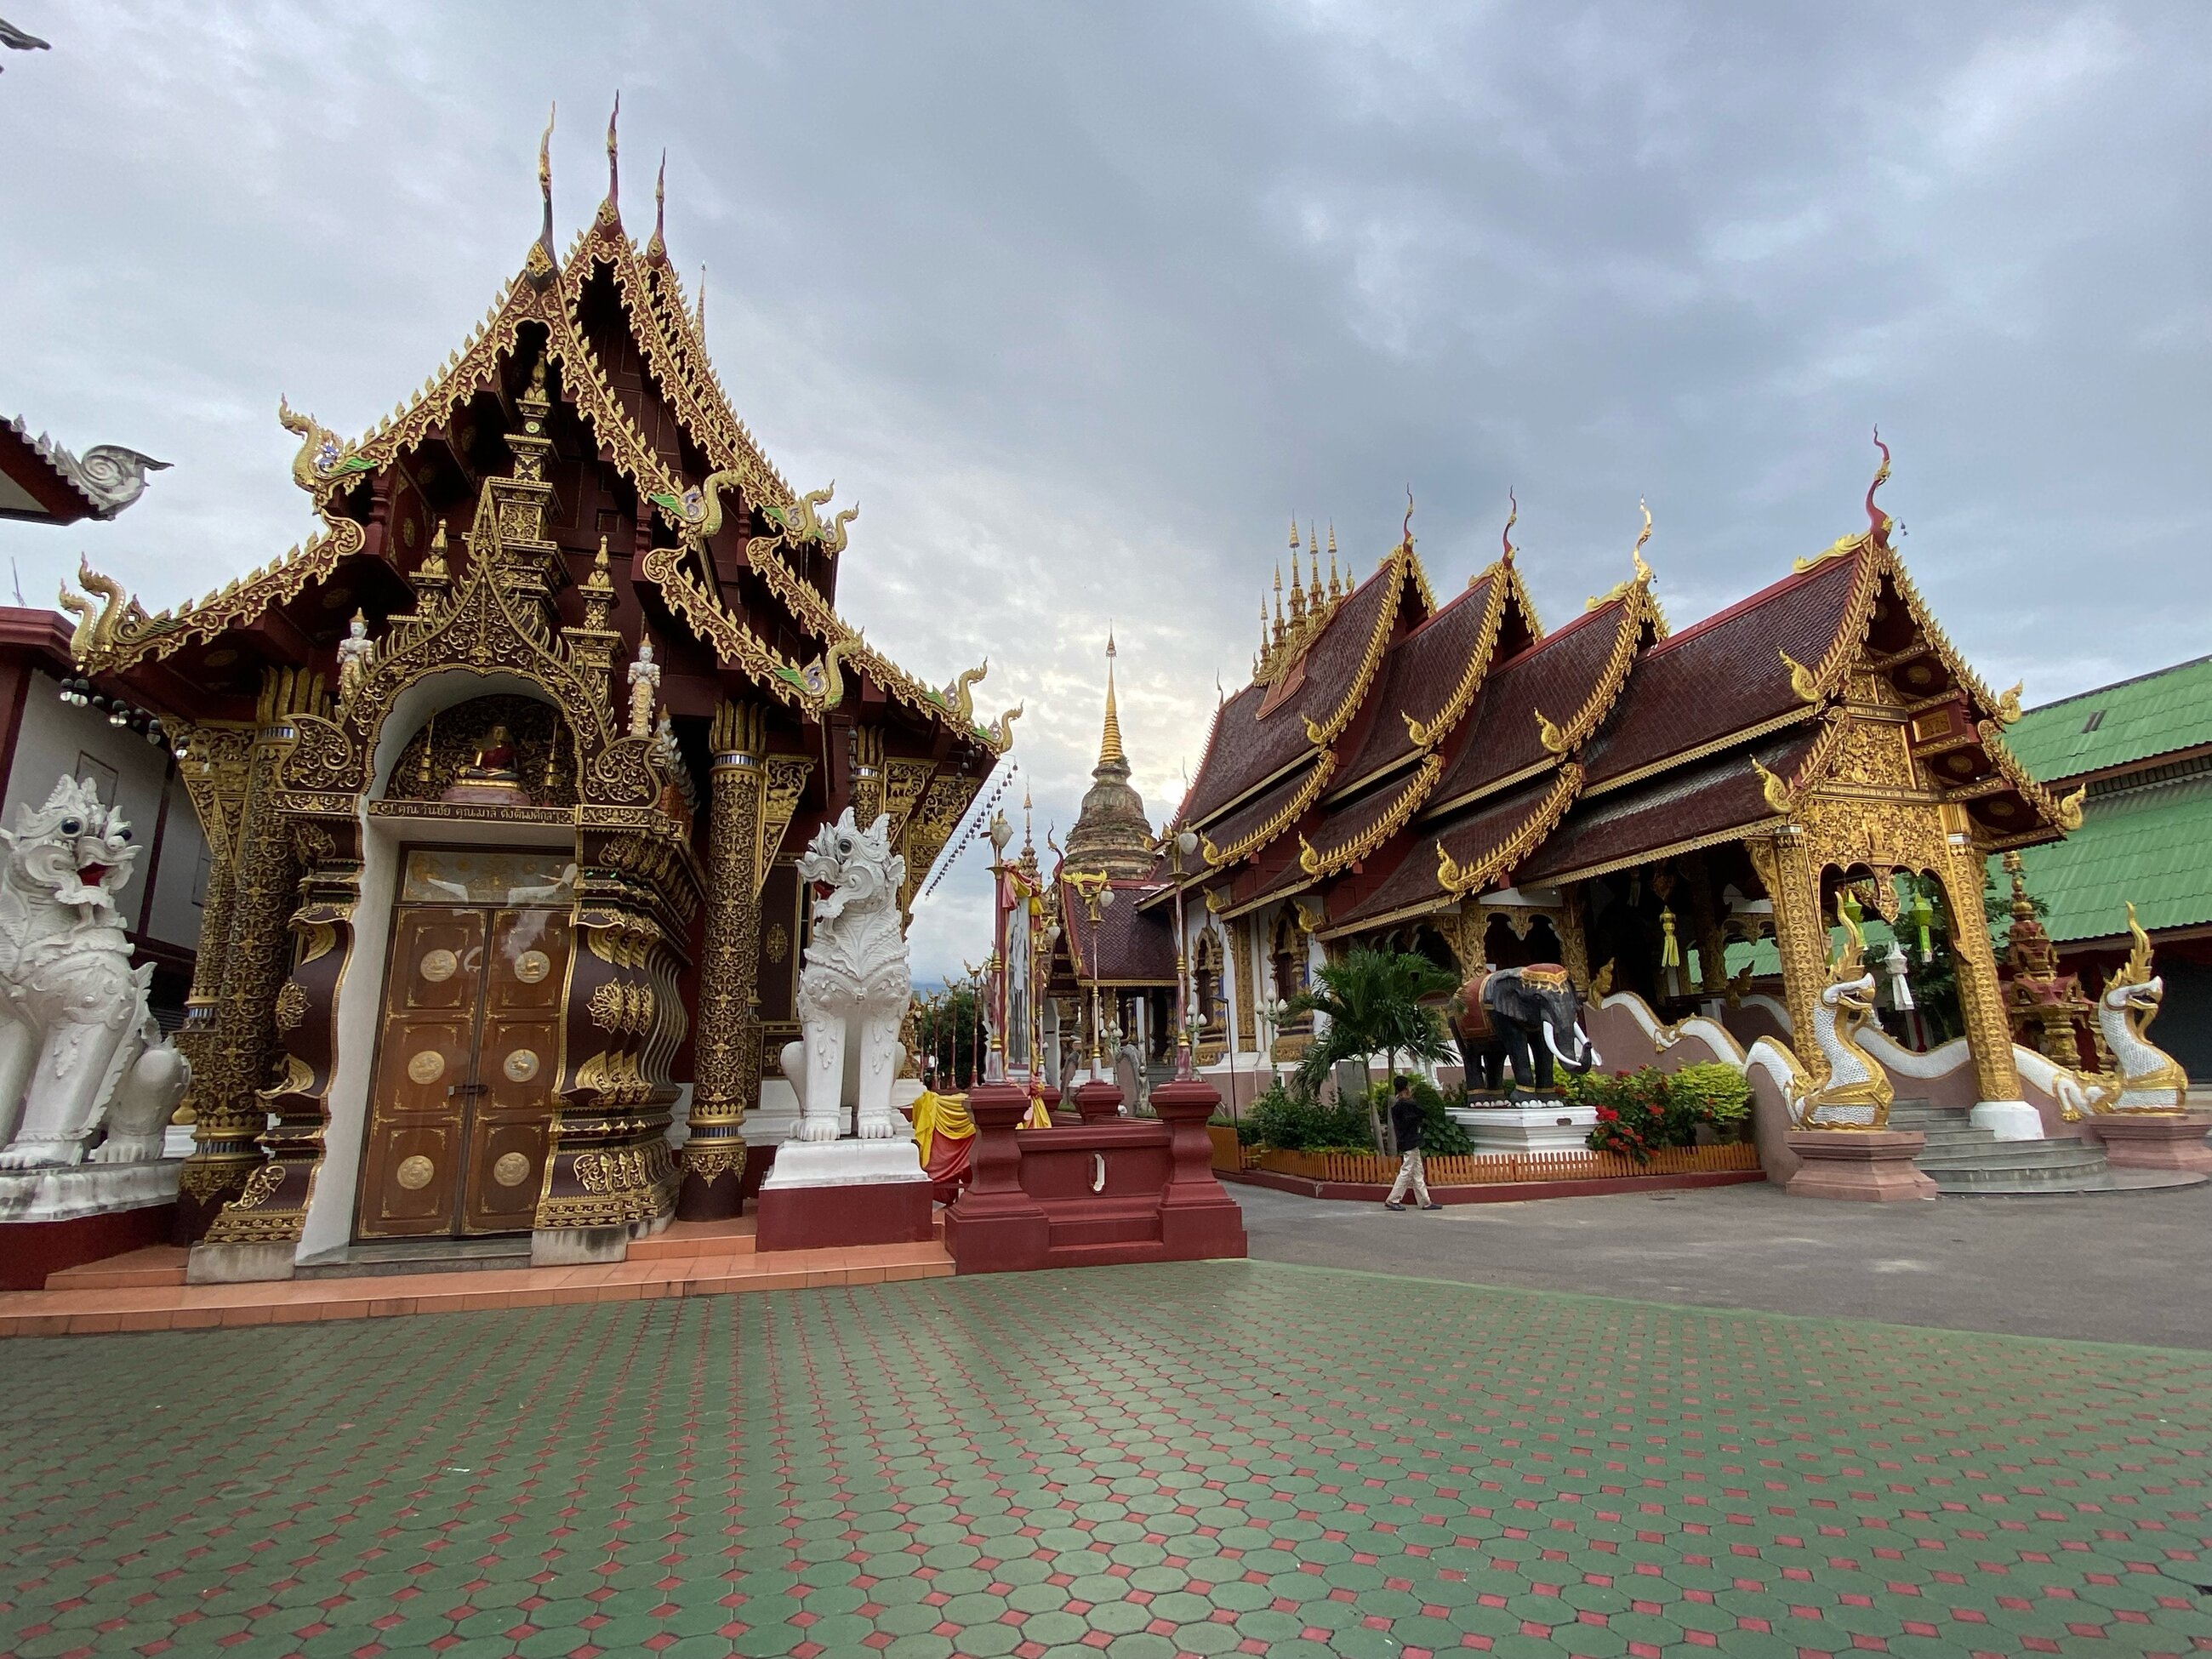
[3,2,2207,979]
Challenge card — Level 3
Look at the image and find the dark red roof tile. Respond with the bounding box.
[1196,758,1325,864]
[1058,879,1178,983]
[1516,729,1823,885]
[1330,780,1565,930]
[1430,597,1629,810]
[1579,552,1865,788]
[1180,557,1406,825]
[1334,573,1497,788]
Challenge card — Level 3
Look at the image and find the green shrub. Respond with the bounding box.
[1668,1063,1751,1126]
[1565,1063,1752,1163]
[1249,1085,1374,1153]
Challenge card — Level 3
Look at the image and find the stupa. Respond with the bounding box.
[1062,634,1157,880]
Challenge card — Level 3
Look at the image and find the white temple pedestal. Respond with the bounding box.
[754,1137,936,1252]
[1449,1102,1599,1155]
[0,1156,180,1223]
[1969,1099,2044,1141]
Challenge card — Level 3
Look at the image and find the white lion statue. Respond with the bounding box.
[0,776,191,1168]
[778,808,909,1143]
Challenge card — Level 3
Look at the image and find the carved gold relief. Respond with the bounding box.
[396,1154,436,1190]
[493,1151,533,1187]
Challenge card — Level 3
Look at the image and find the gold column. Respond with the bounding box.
[1747,831,1826,1059]
[680,698,766,1219]
[177,670,318,1241]
[1230,913,1257,1051]
[1555,888,1592,995]
[170,724,254,1129]
[1938,808,2023,1104]
[850,725,886,828]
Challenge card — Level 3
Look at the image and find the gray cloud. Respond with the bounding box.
[3,1,2205,979]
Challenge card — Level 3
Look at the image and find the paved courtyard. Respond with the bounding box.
[6,1262,2212,1659]
[1234,1181,2212,1352]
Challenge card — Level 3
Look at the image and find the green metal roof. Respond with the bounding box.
[2007,772,2212,944]
[2004,654,2212,784]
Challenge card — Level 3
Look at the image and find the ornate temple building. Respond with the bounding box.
[1122,456,2083,1120]
[58,117,1009,1279]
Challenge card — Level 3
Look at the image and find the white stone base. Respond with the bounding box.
[0,1156,180,1223]
[1970,1099,2045,1141]
[1450,1102,1599,1155]
[162,1124,195,1160]
[750,1076,932,1149]
[761,1137,929,1190]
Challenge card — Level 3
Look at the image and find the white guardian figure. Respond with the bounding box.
[781,808,910,1142]
[0,776,191,1167]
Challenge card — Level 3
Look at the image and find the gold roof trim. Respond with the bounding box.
[1298,543,1415,751]
[1302,751,1443,879]
[1400,564,1510,750]
[1203,752,1337,868]
[1428,762,1586,904]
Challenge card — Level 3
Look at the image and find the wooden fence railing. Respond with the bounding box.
[1251,1143,1759,1185]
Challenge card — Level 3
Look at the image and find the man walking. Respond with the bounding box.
[1384,1076,1443,1211]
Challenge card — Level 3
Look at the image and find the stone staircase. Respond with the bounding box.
[1888,1097,2118,1194]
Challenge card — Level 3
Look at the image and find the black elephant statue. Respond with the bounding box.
[1451,963,1601,1094]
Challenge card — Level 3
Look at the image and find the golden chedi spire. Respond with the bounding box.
[1064,631,1154,881]
[1306,524,1323,609]
[1098,629,1126,767]
[1327,522,1342,601]
[1288,539,1307,624]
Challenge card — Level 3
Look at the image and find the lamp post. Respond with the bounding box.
[1171,828,1200,1081]
[1260,995,1291,1091]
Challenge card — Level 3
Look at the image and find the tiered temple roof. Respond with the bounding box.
[1150,449,2077,943]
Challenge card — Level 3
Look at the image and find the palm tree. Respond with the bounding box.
[1286,947,1460,1152]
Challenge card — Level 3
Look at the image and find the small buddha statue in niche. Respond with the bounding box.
[440,721,533,806]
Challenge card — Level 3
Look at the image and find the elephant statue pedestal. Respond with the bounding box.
[1449,1099,1599,1157]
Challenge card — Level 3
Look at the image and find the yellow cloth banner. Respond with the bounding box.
[909,1089,975,1166]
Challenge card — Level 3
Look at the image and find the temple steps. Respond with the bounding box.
[298,1238,533,1279]
[1887,1098,2119,1194]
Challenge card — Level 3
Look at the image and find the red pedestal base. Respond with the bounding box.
[2085,1113,2212,1172]
[0,1202,176,1290]
[754,1177,936,1253]
[1783,1130,1937,1201]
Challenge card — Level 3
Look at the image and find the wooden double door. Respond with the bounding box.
[356,901,571,1239]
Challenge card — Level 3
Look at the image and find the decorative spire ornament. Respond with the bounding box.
[1306,524,1322,607]
[1326,522,1341,599]
[648,149,667,256]
[605,89,619,208]
[533,102,558,272]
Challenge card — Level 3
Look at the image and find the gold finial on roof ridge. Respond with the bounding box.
[606,90,620,207]
[696,263,706,333]
[535,102,557,265]
[1306,524,1322,604]
[1327,522,1341,599]
[649,150,667,254]
[1866,426,1892,544]
[1288,514,1299,550]
[1633,498,1654,584]
[1502,488,1519,563]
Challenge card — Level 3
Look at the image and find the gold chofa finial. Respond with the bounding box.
[696,263,706,333]
[539,102,555,197]
[605,90,619,205]
[1633,498,1654,584]
[650,149,666,251]
[1502,488,1519,563]
[1866,426,1893,544]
